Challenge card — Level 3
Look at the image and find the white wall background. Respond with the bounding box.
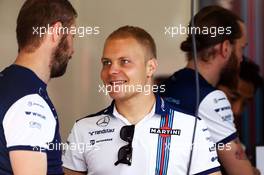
[0,0,193,141]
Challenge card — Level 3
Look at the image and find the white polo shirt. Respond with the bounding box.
[63,96,220,175]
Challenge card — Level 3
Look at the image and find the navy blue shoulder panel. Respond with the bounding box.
[76,101,115,122]
[0,65,46,113]
[160,68,216,115]
[76,107,109,123]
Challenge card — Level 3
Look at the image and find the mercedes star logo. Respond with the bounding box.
[96,116,110,127]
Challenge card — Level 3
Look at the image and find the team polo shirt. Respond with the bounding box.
[63,95,220,175]
[161,68,237,144]
[0,65,63,175]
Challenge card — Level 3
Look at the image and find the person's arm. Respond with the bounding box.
[198,90,253,174]
[217,139,254,175]
[64,167,87,175]
[3,94,56,174]
[10,150,47,175]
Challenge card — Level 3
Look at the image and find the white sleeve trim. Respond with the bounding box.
[3,94,56,149]
[198,90,237,143]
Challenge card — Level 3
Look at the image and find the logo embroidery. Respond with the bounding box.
[150,127,181,137]
[89,129,115,136]
[96,116,110,127]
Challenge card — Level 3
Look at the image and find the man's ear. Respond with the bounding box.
[146,58,158,78]
[220,40,232,60]
[48,21,63,45]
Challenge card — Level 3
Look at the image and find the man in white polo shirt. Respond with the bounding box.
[63,26,221,175]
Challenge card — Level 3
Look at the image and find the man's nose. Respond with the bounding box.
[108,63,120,75]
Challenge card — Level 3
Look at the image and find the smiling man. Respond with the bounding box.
[63,26,221,175]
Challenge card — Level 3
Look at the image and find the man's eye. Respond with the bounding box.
[121,59,129,64]
[102,60,111,66]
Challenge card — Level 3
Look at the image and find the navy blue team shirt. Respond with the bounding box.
[0,65,63,175]
[161,68,237,145]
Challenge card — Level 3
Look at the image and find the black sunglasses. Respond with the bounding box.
[114,125,135,166]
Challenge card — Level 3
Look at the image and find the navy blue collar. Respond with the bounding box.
[102,94,168,117]
[103,101,115,115]
[176,68,214,89]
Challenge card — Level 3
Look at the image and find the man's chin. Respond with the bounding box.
[109,92,144,102]
[109,92,137,101]
[109,92,126,100]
